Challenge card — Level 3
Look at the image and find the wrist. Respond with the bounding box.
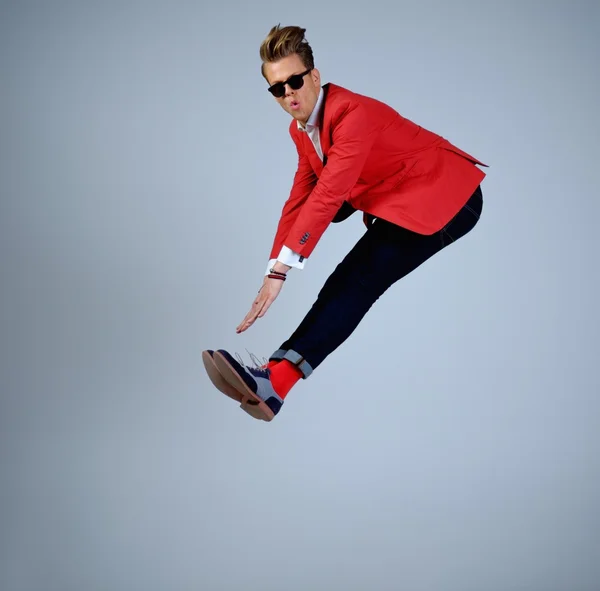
[272,261,291,274]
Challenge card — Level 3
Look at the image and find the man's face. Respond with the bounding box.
[264,54,321,125]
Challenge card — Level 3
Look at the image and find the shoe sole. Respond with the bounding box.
[201,350,244,402]
[212,351,275,422]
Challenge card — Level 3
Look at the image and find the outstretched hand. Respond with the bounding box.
[236,277,285,334]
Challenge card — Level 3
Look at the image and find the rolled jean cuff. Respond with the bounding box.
[269,349,288,362]
[283,349,313,379]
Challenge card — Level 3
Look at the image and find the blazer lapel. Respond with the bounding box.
[298,83,333,177]
[304,132,323,176]
[318,83,332,167]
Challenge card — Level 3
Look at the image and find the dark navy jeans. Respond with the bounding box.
[269,185,484,378]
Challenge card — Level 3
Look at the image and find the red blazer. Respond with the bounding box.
[269,82,488,260]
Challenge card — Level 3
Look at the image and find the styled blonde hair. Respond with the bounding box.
[259,24,315,79]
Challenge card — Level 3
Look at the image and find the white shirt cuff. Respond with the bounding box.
[264,246,306,275]
[278,245,305,269]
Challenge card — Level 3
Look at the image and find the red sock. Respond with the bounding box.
[269,360,303,399]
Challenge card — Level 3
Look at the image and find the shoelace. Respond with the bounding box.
[234,349,269,370]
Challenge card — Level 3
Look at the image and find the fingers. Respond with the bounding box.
[235,279,283,333]
[236,295,268,333]
[245,298,269,327]
[256,299,272,318]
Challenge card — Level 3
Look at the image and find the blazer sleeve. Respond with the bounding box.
[268,129,317,260]
[283,101,376,259]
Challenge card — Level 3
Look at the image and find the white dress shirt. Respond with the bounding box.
[265,87,325,276]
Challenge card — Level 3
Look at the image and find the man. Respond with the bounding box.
[202,24,487,422]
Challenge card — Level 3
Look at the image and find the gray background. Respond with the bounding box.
[1,1,599,589]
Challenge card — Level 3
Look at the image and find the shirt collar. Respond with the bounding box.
[297,86,324,131]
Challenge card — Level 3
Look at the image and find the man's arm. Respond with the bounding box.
[283,101,376,259]
[266,130,316,271]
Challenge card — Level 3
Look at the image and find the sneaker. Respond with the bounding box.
[213,349,283,422]
[202,350,244,403]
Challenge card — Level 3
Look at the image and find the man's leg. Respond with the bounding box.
[271,185,484,378]
[211,185,482,420]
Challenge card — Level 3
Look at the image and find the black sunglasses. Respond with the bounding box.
[267,69,313,98]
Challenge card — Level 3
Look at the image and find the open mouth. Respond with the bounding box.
[290,100,300,110]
